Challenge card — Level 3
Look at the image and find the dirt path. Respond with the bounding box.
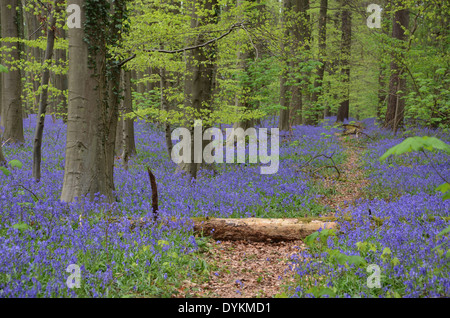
[319,136,370,214]
[178,135,369,298]
[178,240,304,298]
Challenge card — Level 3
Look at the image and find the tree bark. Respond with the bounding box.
[336,2,351,123]
[121,69,136,167]
[0,0,24,144]
[385,5,409,132]
[160,67,173,158]
[176,0,218,178]
[32,3,61,182]
[193,217,337,242]
[54,28,68,121]
[23,0,42,115]
[278,0,291,131]
[61,0,125,203]
[291,0,311,125]
[311,0,328,123]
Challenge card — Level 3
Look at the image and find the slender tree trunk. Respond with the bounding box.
[228,0,264,135]
[23,0,42,114]
[377,1,388,122]
[311,0,328,123]
[115,114,124,157]
[0,0,24,144]
[291,0,311,125]
[279,0,291,131]
[32,2,61,182]
[116,69,136,160]
[54,28,68,121]
[160,67,173,157]
[122,69,136,166]
[336,2,351,123]
[385,5,409,132]
[176,0,218,178]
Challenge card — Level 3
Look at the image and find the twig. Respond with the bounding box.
[144,23,242,54]
[421,150,449,185]
[312,165,341,179]
[18,184,41,202]
[296,153,341,179]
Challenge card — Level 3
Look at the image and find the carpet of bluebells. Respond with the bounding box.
[1,115,448,297]
[290,118,450,298]
[0,115,343,297]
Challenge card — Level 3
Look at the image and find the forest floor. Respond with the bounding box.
[175,135,370,298]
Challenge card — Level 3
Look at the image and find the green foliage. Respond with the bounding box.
[379,136,450,200]
[379,136,450,161]
[12,221,32,232]
[0,159,24,177]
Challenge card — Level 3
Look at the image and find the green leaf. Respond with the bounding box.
[157,240,170,247]
[8,159,23,169]
[391,257,400,266]
[437,225,450,237]
[436,183,450,194]
[304,231,319,248]
[382,247,392,255]
[307,286,336,298]
[12,222,32,232]
[346,255,367,267]
[0,166,11,176]
[379,136,450,161]
[0,64,8,73]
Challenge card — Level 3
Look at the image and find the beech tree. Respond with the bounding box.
[0,0,24,144]
[336,0,351,123]
[385,2,409,132]
[115,69,137,170]
[60,0,128,203]
[310,0,328,123]
[33,1,63,182]
[175,0,219,178]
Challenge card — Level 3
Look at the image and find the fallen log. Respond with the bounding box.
[90,214,449,242]
[191,217,337,242]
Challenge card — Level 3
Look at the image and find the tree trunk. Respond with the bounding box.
[54,28,68,121]
[61,0,126,203]
[376,3,388,122]
[0,0,24,144]
[278,0,291,131]
[385,6,409,132]
[160,67,173,158]
[122,69,136,167]
[32,3,61,182]
[291,0,312,125]
[336,2,351,123]
[23,0,42,115]
[176,0,218,178]
[311,0,328,123]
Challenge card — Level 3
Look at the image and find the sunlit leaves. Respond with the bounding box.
[379,136,450,161]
